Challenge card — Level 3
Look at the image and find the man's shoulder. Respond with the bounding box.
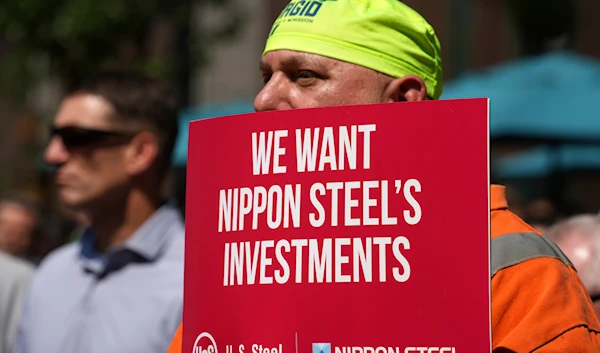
[491,245,600,349]
[490,207,541,239]
[35,242,80,273]
[489,184,542,238]
[490,207,570,276]
[489,203,600,349]
[154,232,185,289]
[159,206,185,261]
[164,226,185,258]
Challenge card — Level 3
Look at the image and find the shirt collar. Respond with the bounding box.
[491,184,508,211]
[80,201,183,263]
[123,201,183,260]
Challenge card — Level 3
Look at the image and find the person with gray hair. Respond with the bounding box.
[545,214,600,316]
[0,193,39,260]
[0,251,34,353]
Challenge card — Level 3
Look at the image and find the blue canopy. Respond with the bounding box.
[171,100,254,167]
[441,51,600,144]
[494,145,600,179]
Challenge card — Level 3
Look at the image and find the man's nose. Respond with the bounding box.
[44,136,70,166]
[254,74,291,112]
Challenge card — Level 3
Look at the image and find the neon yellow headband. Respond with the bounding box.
[263,0,444,99]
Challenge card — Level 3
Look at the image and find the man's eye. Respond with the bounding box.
[296,70,317,79]
[294,70,322,86]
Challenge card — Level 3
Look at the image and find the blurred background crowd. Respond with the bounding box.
[2,0,600,346]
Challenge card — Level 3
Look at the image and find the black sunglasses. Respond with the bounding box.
[591,293,600,302]
[49,126,137,149]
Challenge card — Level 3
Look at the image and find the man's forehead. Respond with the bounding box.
[260,50,339,70]
[54,93,117,128]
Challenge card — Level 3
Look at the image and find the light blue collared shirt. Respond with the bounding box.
[13,203,185,353]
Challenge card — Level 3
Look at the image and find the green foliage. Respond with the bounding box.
[0,0,245,99]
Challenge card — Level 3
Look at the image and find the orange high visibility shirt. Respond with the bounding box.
[167,185,600,353]
[167,324,182,353]
[490,185,600,351]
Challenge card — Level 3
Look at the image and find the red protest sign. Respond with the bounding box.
[183,99,491,353]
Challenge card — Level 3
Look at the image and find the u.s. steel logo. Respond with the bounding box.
[192,332,218,353]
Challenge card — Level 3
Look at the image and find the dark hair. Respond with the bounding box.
[68,70,179,179]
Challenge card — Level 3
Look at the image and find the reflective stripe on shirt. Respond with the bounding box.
[491,232,573,278]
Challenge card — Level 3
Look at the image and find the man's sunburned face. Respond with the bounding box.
[255,50,396,112]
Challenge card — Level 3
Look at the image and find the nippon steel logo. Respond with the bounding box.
[313,343,331,353]
[192,332,218,353]
[312,342,456,353]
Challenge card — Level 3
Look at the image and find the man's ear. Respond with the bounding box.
[383,74,428,102]
[125,132,160,177]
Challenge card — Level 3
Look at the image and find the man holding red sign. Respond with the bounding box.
[168,0,600,352]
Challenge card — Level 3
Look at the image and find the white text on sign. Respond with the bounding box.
[217,124,423,287]
[251,124,376,175]
[218,179,421,232]
[222,236,411,285]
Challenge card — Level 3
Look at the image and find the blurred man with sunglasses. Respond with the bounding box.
[13,71,185,353]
